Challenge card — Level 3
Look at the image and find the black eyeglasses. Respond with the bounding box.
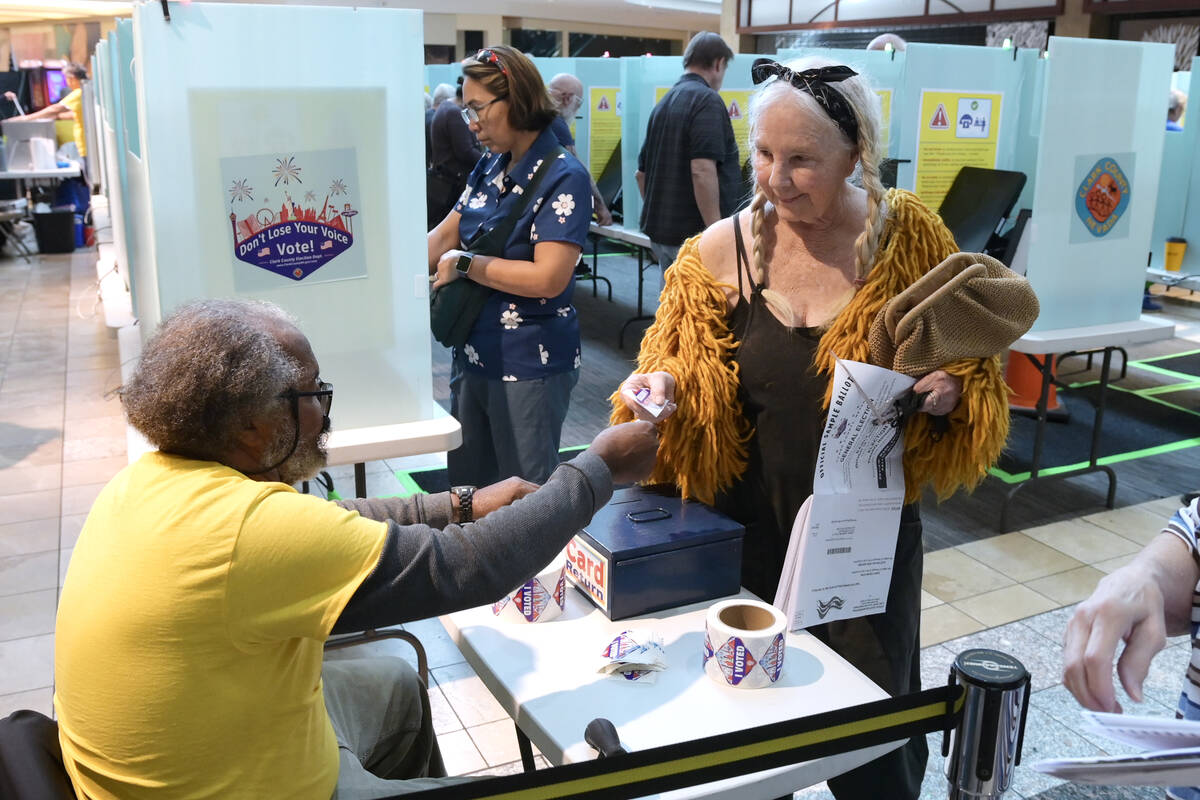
[280,380,333,417]
[750,58,860,144]
[474,48,509,77]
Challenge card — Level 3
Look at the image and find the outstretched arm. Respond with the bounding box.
[1063,506,1199,712]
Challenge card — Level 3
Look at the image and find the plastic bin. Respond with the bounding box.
[32,210,76,254]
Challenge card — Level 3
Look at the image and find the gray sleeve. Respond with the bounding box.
[332,451,613,634]
[334,493,454,529]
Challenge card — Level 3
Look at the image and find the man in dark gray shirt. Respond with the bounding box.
[637,32,741,269]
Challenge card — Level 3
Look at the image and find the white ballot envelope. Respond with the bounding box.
[774,359,915,629]
[1033,712,1200,786]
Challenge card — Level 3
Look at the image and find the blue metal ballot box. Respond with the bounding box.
[565,486,745,620]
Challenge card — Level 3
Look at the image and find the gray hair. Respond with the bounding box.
[746,56,885,326]
[432,82,456,107]
[1169,88,1187,120]
[424,92,433,110]
[120,299,302,463]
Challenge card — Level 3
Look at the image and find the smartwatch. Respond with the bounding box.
[451,485,476,523]
[455,252,474,278]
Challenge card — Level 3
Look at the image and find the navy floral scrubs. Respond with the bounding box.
[453,126,592,381]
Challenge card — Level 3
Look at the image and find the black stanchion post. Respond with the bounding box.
[943,648,1030,799]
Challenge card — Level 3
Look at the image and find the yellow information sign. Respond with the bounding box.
[588,86,621,181]
[914,90,1002,210]
[720,89,752,167]
[876,89,892,152]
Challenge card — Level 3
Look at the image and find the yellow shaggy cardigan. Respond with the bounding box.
[609,188,1010,506]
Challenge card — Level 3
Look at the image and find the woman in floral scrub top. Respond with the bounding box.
[428,45,593,486]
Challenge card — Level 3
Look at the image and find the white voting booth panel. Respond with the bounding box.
[131,3,446,435]
[1025,37,1173,331]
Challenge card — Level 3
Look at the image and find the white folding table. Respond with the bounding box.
[1001,315,1176,531]
[442,588,901,799]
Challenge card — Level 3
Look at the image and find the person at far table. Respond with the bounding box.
[53,297,660,800]
[6,63,89,175]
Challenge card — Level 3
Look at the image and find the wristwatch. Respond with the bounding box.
[451,485,476,523]
[454,252,474,278]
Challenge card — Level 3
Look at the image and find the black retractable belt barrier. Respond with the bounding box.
[388,684,965,800]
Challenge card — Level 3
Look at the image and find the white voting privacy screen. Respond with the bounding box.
[131,3,438,429]
[1025,37,1173,331]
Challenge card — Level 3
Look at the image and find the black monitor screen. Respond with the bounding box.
[937,167,1026,253]
[595,141,622,212]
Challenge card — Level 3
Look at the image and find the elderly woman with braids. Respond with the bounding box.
[613,58,1012,799]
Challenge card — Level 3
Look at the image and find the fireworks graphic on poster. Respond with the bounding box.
[272,156,302,186]
[225,148,363,285]
[229,178,253,203]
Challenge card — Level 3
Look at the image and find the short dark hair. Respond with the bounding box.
[683,32,734,70]
[462,45,557,132]
[65,63,87,80]
[119,299,302,462]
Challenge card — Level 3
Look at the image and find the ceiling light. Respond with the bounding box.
[623,0,721,14]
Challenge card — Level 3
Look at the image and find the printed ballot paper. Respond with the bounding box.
[774,359,915,629]
[1033,711,1200,786]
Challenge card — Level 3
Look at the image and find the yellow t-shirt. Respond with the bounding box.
[54,452,386,800]
[59,87,85,157]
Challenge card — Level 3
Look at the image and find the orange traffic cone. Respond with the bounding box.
[1006,351,1063,415]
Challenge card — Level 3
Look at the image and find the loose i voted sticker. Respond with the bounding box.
[626,387,666,418]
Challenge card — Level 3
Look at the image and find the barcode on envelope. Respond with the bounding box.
[826,546,851,555]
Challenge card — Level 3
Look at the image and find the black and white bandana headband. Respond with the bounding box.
[750,58,860,144]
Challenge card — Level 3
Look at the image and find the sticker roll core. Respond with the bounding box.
[491,554,568,623]
[703,599,787,689]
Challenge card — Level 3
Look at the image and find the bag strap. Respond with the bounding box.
[465,145,565,254]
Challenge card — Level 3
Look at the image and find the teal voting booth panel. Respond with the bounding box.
[117,18,157,328]
[1026,37,1174,331]
[424,63,461,94]
[1008,50,1045,222]
[94,36,133,305]
[132,2,440,430]
[1150,65,1195,270]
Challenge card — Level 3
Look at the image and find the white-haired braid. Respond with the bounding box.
[748,185,796,328]
[851,105,888,284]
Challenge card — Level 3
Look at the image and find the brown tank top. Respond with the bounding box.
[715,214,829,602]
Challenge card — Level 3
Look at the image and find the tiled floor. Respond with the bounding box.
[1,247,1195,797]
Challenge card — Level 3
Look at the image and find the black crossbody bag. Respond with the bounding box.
[430,146,564,349]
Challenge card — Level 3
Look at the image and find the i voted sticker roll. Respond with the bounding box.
[703,599,787,689]
[491,554,568,623]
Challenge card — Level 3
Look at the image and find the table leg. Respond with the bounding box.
[354,462,367,498]
[618,245,654,349]
[999,348,1121,531]
[1028,353,1054,480]
[516,724,537,773]
[1090,348,1118,509]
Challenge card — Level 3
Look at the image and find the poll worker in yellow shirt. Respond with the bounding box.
[54,298,660,800]
[5,63,88,169]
